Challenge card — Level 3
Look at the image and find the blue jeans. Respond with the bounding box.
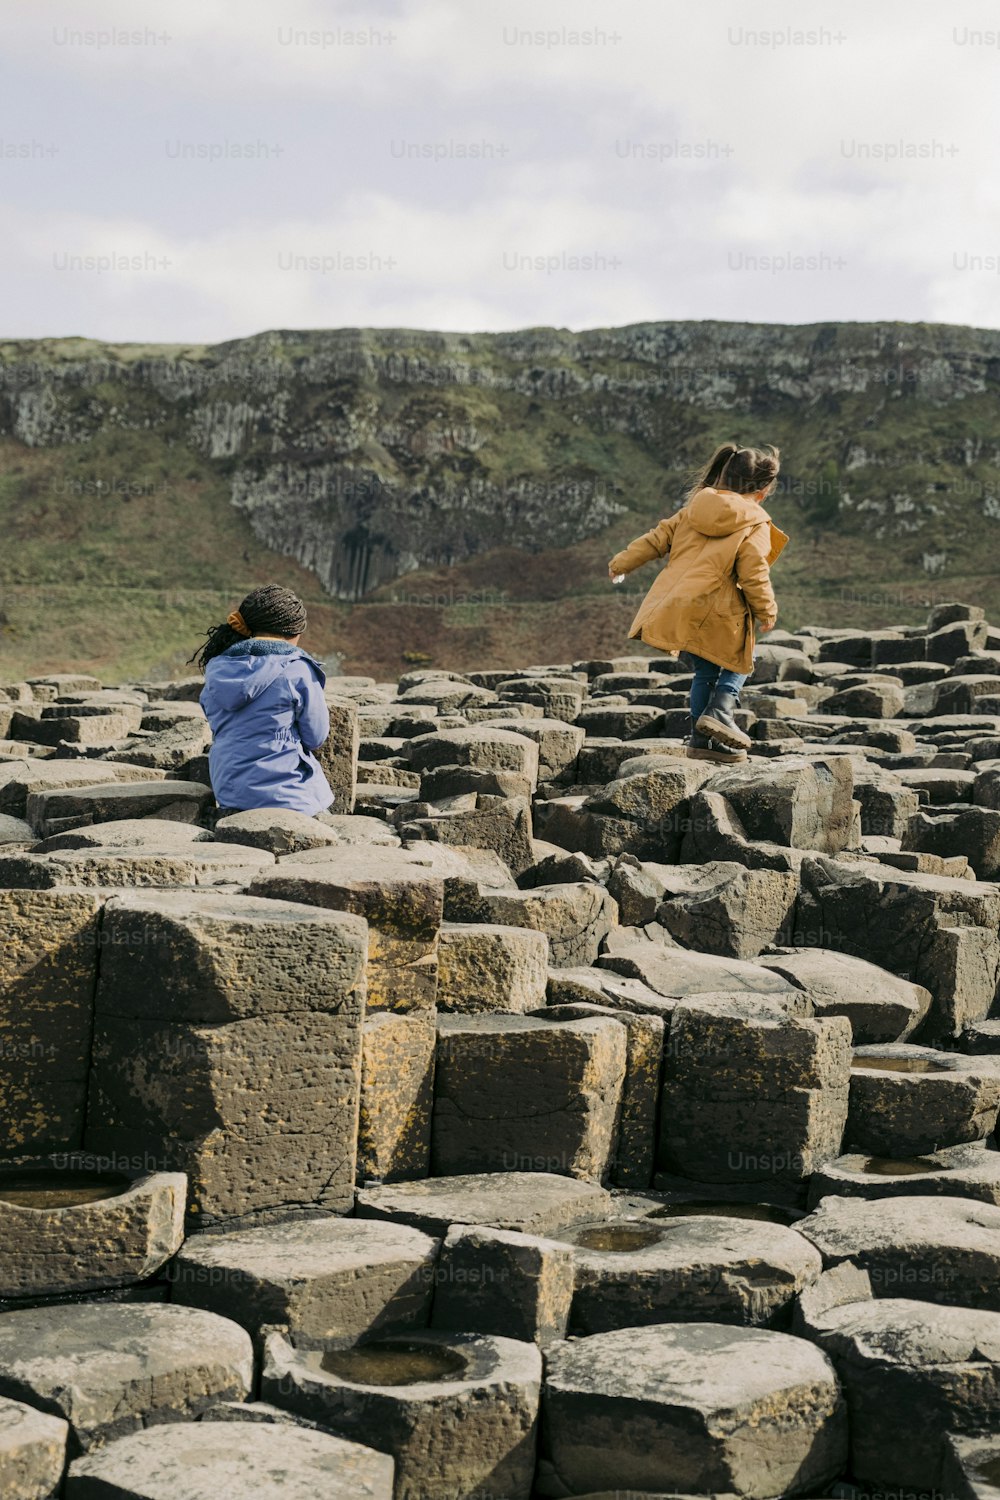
[683,652,750,723]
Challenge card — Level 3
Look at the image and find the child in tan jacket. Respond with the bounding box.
[609,443,788,763]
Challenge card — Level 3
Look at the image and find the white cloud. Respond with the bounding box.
[2,0,999,337]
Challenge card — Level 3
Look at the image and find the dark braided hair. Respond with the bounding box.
[188,584,309,672]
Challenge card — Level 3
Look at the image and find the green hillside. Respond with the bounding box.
[1,320,998,680]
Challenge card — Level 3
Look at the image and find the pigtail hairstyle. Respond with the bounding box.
[188,583,309,672]
[687,442,781,502]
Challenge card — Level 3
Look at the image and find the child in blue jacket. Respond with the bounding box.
[191,583,334,816]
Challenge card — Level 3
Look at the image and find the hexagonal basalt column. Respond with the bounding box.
[65,1420,394,1499]
[432,1015,626,1182]
[658,995,851,1186]
[0,1303,252,1454]
[84,889,368,1225]
[249,847,442,1014]
[0,1161,185,1300]
[807,1142,1000,1209]
[171,1215,438,1349]
[262,1329,541,1500]
[540,1322,846,1498]
[0,889,103,1155]
[846,1043,1000,1156]
[561,1212,821,1333]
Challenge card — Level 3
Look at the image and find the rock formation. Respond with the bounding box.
[3,601,1000,1494]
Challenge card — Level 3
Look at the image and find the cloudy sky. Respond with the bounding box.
[2,0,998,343]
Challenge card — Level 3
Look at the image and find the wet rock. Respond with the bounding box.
[262,1328,541,1500]
[0,1166,185,1299]
[807,1142,1000,1208]
[846,1043,1000,1155]
[563,1211,821,1333]
[540,1322,846,1498]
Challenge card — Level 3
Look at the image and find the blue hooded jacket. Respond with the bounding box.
[199,639,335,815]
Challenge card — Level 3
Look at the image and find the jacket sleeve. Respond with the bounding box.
[736,526,778,627]
[609,512,680,574]
[295,672,330,751]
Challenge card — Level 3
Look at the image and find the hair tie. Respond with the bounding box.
[227,610,251,638]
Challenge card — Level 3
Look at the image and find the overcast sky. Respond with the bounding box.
[2,0,998,344]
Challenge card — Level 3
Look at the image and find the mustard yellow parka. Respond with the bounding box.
[609,487,789,674]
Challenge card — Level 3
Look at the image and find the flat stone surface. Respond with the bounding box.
[562,1213,822,1333]
[758,947,931,1043]
[797,1194,1000,1309]
[808,1143,1000,1208]
[65,1421,394,1498]
[541,1322,846,1498]
[172,1216,438,1346]
[36,818,212,851]
[0,844,274,889]
[805,1295,1000,1489]
[356,1171,612,1238]
[0,1303,252,1452]
[0,1393,68,1500]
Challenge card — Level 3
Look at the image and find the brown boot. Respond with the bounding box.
[686,730,747,765]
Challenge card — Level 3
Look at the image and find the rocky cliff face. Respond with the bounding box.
[2,321,1000,600]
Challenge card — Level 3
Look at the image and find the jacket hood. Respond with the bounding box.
[203,642,325,713]
[686,486,771,538]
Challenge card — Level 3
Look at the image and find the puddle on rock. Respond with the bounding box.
[573,1223,664,1252]
[0,1171,133,1209]
[650,1200,799,1225]
[972,1457,1000,1488]
[321,1342,468,1387]
[851,1056,949,1074]
[862,1155,945,1176]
